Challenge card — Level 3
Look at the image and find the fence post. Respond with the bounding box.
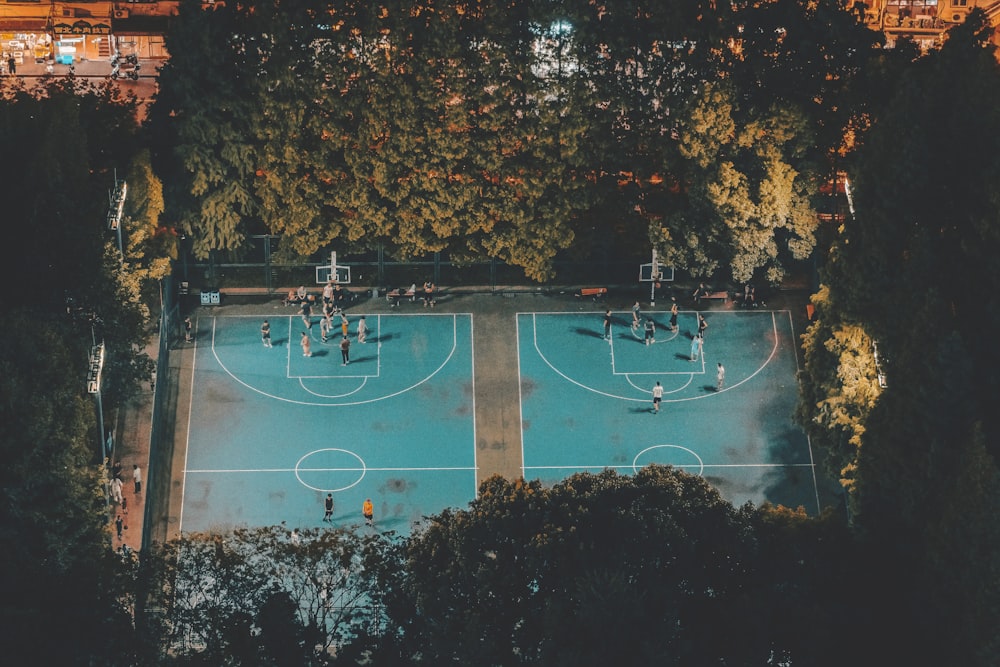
[377,244,385,286]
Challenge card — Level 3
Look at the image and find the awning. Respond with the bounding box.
[0,19,50,32]
[113,16,172,35]
[52,19,111,36]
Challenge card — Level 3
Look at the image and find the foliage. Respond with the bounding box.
[0,78,160,405]
[797,13,1000,664]
[151,0,874,282]
[377,469,865,665]
[796,285,882,492]
[150,0,263,260]
[0,78,170,664]
[654,81,821,283]
[0,311,139,665]
[139,526,394,665]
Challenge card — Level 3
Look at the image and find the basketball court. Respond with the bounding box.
[179,312,476,535]
[517,308,823,513]
[165,252,836,539]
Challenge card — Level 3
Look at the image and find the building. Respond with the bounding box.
[2,1,998,72]
[0,0,190,67]
[860,0,1000,49]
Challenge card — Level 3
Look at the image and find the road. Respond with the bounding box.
[4,55,159,120]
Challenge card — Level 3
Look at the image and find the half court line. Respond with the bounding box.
[185,466,478,473]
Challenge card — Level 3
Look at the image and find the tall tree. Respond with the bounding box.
[152,0,263,261]
[379,469,865,665]
[800,11,1000,664]
[139,526,392,665]
[0,313,138,665]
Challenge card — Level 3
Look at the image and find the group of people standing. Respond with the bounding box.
[274,281,367,365]
[110,460,143,541]
[322,493,375,528]
[610,296,727,414]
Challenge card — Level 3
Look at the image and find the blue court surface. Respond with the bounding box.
[180,314,476,535]
[517,309,823,513]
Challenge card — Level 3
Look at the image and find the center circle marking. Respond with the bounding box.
[295,448,367,492]
[632,444,705,476]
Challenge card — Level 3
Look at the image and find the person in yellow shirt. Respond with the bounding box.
[362,498,374,527]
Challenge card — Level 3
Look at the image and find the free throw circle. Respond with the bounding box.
[632,444,704,476]
[295,448,367,492]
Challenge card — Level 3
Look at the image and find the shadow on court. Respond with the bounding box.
[573,327,605,339]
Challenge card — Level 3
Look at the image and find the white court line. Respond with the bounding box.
[528,311,781,402]
[178,316,199,533]
[523,463,816,470]
[208,314,467,406]
[469,315,479,497]
[299,376,369,398]
[185,466,477,473]
[625,373,693,394]
[516,313,527,477]
[785,308,821,513]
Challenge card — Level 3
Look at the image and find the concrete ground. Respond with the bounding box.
[3,54,159,120]
[124,281,813,548]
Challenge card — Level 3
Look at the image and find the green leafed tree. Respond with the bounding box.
[652,80,821,284]
[139,526,393,665]
[377,469,867,666]
[0,312,139,665]
[796,285,883,496]
[152,0,264,261]
[798,12,1000,664]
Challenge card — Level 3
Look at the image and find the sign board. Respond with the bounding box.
[87,343,104,394]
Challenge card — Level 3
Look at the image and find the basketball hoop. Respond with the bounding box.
[639,249,672,306]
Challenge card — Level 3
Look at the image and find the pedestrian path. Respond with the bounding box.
[107,338,157,554]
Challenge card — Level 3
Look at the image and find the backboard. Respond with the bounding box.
[639,262,673,282]
[315,265,351,284]
[315,251,351,284]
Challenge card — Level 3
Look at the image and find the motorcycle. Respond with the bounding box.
[109,52,140,81]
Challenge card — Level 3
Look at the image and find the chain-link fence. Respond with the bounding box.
[174,236,652,295]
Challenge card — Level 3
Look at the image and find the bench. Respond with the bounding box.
[386,288,418,306]
[575,287,608,301]
[702,291,729,302]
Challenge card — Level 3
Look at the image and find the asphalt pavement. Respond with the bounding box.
[4,55,159,120]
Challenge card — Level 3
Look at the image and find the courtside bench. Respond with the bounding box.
[187,286,362,305]
[575,287,608,301]
[701,290,729,303]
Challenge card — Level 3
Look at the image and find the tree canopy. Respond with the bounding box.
[0,77,164,664]
[797,11,1000,663]
[152,0,879,282]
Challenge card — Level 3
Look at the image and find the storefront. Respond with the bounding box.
[51,18,112,62]
[0,9,52,66]
[1,3,170,66]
